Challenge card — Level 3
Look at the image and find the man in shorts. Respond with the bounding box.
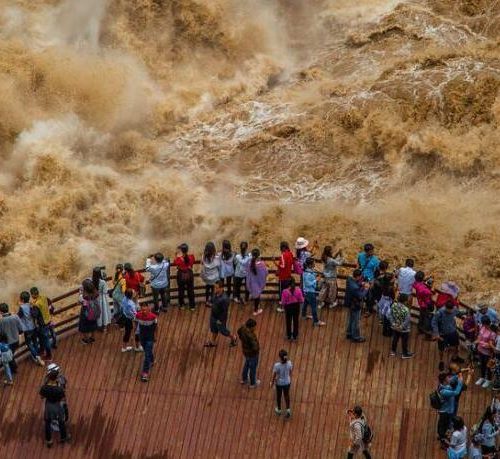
[204,280,237,348]
[432,301,465,372]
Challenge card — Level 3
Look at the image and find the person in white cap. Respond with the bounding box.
[43,363,69,423]
[295,237,317,269]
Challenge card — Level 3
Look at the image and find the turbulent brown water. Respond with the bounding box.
[0,0,500,303]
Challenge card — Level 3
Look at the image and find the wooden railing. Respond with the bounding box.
[14,256,474,360]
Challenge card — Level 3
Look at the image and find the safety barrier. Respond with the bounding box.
[13,256,474,360]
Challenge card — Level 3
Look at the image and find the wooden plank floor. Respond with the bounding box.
[0,304,491,459]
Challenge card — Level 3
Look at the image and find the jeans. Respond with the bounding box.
[123,318,133,343]
[479,352,492,380]
[382,316,392,337]
[205,285,215,304]
[437,412,452,440]
[234,277,249,301]
[45,418,67,442]
[38,326,52,359]
[24,330,40,360]
[141,339,154,374]
[302,292,319,324]
[177,274,195,308]
[8,342,18,373]
[285,303,300,339]
[391,331,409,355]
[346,308,361,340]
[242,355,259,385]
[276,384,290,410]
[152,286,169,312]
[2,361,13,382]
[221,276,233,297]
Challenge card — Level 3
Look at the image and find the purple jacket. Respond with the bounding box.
[246,261,268,299]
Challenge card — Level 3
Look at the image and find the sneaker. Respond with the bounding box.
[36,356,45,367]
[179,305,186,310]
[3,380,13,386]
[438,361,445,372]
[134,346,144,352]
[482,380,492,389]
[285,409,292,419]
[121,346,133,353]
[141,372,149,382]
[274,407,282,416]
[229,338,238,347]
[253,309,263,316]
[249,380,261,389]
[240,380,248,385]
[189,307,195,312]
[476,378,486,386]
[46,440,53,448]
[81,338,90,345]
[329,301,338,309]
[353,337,366,343]
[318,303,324,310]
[276,307,284,313]
[402,353,415,359]
[313,321,326,327]
[60,434,71,444]
[306,315,313,320]
[389,351,396,357]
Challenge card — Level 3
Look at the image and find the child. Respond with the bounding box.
[468,434,481,459]
[271,349,293,418]
[302,257,325,327]
[0,334,13,385]
[135,303,158,382]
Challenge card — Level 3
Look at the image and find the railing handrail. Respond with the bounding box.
[11,255,474,361]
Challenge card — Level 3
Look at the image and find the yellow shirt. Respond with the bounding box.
[33,296,51,325]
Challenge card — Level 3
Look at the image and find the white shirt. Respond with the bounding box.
[449,426,467,451]
[397,267,416,295]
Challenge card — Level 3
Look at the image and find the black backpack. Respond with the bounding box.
[362,423,374,444]
[429,389,444,410]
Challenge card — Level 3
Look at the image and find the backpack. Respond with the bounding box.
[354,419,374,444]
[429,389,444,410]
[83,298,101,321]
[362,422,374,444]
[390,302,408,330]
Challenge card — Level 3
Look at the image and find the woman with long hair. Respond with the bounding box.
[174,243,196,310]
[246,248,268,316]
[318,245,343,309]
[92,267,111,332]
[270,349,293,418]
[78,279,100,344]
[234,241,250,304]
[219,240,235,298]
[478,406,497,455]
[200,242,220,307]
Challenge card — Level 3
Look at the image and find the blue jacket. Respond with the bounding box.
[481,420,497,448]
[438,381,463,414]
[432,308,462,336]
[121,298,137,320]
[345,277,367,311]
[302,269,317,294]
[145,259,169,289]
[357,253,380,282]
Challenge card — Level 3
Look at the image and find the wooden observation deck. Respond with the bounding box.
[0,258,491,458]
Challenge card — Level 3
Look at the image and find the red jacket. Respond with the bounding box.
[173,255,195,271]
[276,250,294,281]
[124,271,144,293]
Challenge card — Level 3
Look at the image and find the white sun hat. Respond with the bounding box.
[295,237,309,250]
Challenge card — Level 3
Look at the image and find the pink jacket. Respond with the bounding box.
[281,287,304,306]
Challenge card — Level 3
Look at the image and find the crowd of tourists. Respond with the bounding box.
[1,237,499,457]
